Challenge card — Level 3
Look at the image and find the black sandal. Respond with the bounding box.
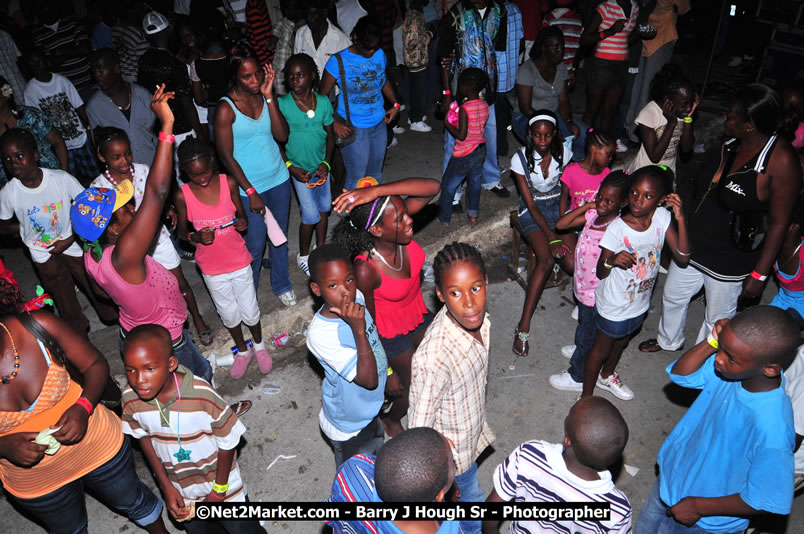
[638,339,664,353]
[230,400,252,417]
[513,328,529,357]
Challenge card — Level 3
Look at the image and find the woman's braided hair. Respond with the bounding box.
[432,241,485,290]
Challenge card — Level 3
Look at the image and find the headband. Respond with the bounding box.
[365,197,391,230]
[529,114,557,126]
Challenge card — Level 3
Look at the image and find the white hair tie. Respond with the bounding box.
[529,114,557,126]
[368,196,392,229]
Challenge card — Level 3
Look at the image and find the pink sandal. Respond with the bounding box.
[254,343,273,374]
[230,345,254,379]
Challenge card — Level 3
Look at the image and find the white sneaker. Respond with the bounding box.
[561,345,576,359]
[278,290,297,307]
[388,137,399,149]
[549,371,583,392]
[727,55,742,67]
[571,305,579,321]
[392,125,405,134]
[409,120,432,133]
[616,139,629,153]
[297,254,310,277]
[408,115,427,125]
[596,371,634,400]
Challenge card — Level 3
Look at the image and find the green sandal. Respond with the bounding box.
[513,327,529,357]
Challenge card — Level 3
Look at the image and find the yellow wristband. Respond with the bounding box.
[603,260,614,269]
[285,160,293,168]
[707,333,719,350]
[387,366,394,376]
[683,117,693,124]
[212,482,229,494]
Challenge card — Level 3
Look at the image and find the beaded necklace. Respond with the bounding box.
[0,322,20,384]
[155,372,192,461]
[104,165,135,186]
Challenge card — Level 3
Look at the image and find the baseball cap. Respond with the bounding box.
[143,11,170,35]
[71,180,135,242]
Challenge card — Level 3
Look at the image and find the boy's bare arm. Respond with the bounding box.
[207,448,235,501]
[668,494,758,527]
[331,296,378,389]
[140,436,189,519]
[671,319,726,376]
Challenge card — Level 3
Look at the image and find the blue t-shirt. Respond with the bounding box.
[657,356,795,533]
[306,291,387,435]
[324,48,387,129]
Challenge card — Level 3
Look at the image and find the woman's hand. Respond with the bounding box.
[0,432,48,466]
[688,93,700,119]
[52,404,90,444]
[165,206,178,229]
[662,98,678,125]
[246,192,266,215]
[384,106,400,124]
[163,484,191,520]
[610,19,626,35]
[333,118,352,140]
[385,372,403,398]
[664,193,684,220]
[150,84,175,126]
[197,227,215,245]
[610,250,637,269]
[566,121,581,139]
[741,275,765,299]
[332,187,379,213]
[289,165,312,183]
[260,64,276,99]
[549,239,571,259]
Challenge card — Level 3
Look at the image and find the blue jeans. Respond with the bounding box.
[569,302,597,383]
[512,112,588,162]
[439,144,487,222]
[329,416,385,469]
[454,462,484,534]
[444,103,500,204]
[291,173,331,225]
[341,120,387,190]
[240,179,292,295]
[119,328,212,383]
[636,479,743,534]
[12,437,163,534]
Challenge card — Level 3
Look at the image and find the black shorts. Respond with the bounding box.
[586,57,628,91]
[379,312,434,358]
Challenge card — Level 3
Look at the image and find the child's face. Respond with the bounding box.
[183,157,215,188]
[27,53,48,78]
[310,258,357,308]
[436,260,488,333]
[667,88,694,119]
[123,339,177,402]
[286,62,313,95]
[529,121,556,156]
[713,325,768,381]
[595,184,622,219]
[590,142,616,169]
[372,197,413,245]
[1,141,39,182]
[627,176,664,219]
[99,139,133,175]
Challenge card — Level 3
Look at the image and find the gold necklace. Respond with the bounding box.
[292,92,316,119]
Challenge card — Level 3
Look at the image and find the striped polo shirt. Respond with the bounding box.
[453,99,490,158]
[121,366,248,502]
[494,440,633,533]
[543,8,583,67]
[595,0,639,61]
[32,17,93,92]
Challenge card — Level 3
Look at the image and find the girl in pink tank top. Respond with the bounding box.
[332,177,441,437]
[175,139,272,379]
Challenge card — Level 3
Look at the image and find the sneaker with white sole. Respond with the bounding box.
[549,371,583,391]
[278,290,297,307]
[297,254,310,277]
[561,345,576,359]
[392,125,405,134]
[571,305,579,321]
[596,371,634,400]
[409,120,432,132]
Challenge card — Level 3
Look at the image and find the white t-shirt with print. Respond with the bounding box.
[0,168,84,263]
[595,208,672,321]
[24,73,87,150]
[627,100,683,173]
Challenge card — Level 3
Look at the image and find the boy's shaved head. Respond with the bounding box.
[375,428,452,502]
[122,324,173,360]
[566,397,628,470]
[729,305,801,369]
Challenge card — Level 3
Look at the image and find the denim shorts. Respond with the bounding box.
[291,172,332,225]
[586,57,628,91]
[595,311,646,339]
[518,193,560,235]
[379,311,434,358]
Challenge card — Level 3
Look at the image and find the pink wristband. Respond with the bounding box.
[75,397,92,415]
[245,187,256,196]
[158,132,175,144]
[750,271,767,282]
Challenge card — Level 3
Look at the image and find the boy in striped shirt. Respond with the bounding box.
[121,324,265,533]
[484,397,632,533]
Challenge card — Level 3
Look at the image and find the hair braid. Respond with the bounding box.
[433,241,485,289]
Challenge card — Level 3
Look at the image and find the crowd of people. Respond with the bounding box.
[0,1,804,533]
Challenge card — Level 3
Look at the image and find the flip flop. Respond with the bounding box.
[198,330,214,346]
[639,339,667,353]
[513,327,529,357]
[230,400,252,417]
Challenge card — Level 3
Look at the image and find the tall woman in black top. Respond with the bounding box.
[640,84,802,354]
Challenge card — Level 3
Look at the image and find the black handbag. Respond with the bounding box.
[729,210,768,252]
[333,53,356,148]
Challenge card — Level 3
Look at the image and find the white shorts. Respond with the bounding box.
[151,226,181,270]
[202,265,261,329]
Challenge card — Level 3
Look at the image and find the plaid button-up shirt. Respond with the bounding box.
[497,1,523,93]
[408,306,494,474]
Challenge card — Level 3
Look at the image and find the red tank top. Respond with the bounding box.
[181,175,252,276]
[356,240,429,338]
